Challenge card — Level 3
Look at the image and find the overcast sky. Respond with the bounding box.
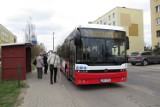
[0,0,151,51]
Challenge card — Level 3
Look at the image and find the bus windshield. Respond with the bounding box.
[76,29,126,65]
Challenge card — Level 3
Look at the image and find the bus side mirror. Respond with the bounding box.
[126,36,129,50]
[74,37,82,46]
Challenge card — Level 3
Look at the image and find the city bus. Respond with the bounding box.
[57,24,129,85]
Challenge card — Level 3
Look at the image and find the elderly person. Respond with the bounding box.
[36,53,44,79]
[47,50,60,84]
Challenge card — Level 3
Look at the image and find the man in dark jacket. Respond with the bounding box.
[43,53,48,74]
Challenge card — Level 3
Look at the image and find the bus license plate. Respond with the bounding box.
[100,79,111,83]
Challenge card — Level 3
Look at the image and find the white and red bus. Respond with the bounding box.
[57,24,129,85]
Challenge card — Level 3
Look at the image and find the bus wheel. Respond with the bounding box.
[65,68,68,76]
[65,68,70,80]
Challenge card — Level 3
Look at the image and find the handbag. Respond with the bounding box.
[50,64,54,69]
[33,59,37,65]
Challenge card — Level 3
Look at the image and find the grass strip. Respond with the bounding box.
[0,80,25,107]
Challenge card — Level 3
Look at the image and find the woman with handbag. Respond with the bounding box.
[47,50,60,84]
[36,53,44,79]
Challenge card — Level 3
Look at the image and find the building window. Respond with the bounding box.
[156,30,160,37]
[156,5,160,13]
[113,13,115,18]
[156,18,160,25]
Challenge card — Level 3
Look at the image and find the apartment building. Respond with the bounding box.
[0,24,17,44]
[150,0,160,48]
[92,7,144,54]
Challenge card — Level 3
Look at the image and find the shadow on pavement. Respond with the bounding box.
[76,83,125,91]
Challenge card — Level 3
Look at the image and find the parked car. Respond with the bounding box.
[128,51,160,66]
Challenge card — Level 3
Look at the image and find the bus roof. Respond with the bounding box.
[76,24,125,31]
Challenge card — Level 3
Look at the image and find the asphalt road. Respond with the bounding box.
[59,64,160,107]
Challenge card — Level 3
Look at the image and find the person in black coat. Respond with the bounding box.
[43,53,48,74]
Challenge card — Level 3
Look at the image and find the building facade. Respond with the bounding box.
[150,0,160,48]
[92,7,144,54]
[0,24,17,44]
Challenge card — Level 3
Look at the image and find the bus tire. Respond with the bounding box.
[65,67,70,81]
[65,68,67,76]
[141,60,148,66]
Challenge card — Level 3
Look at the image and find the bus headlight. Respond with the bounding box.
[77,70,88,73]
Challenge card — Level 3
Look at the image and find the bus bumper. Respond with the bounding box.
[75,70,127,85]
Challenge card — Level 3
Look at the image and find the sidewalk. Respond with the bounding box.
[17,70,79,107]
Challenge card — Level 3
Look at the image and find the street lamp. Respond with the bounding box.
[53,32,54,50]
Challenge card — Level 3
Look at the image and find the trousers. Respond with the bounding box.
[37,67,43,79]
[44,64,48,74]
[50,67,57,84]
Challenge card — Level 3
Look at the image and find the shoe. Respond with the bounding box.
[50,82,53,84]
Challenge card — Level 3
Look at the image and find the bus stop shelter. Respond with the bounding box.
[1,43,32,80]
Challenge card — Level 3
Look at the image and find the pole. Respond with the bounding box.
[53,32,54,50]
[17,64,21,86]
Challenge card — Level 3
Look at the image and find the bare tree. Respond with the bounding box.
[24,18,45,60]
[24,17,36,43]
